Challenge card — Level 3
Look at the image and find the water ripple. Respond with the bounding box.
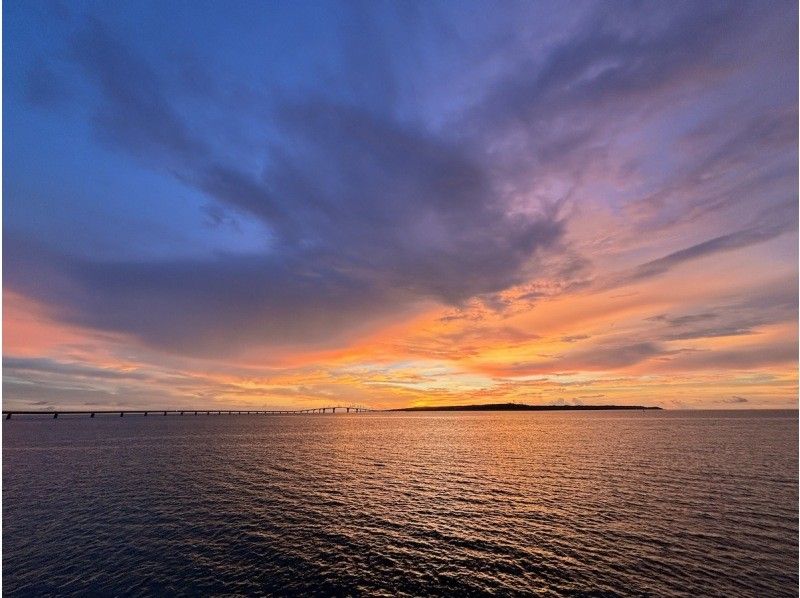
[3,410,798,596]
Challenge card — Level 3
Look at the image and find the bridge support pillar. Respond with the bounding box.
[120,412,124,417]
[54,413,58,419]
[6,413,10,420]
[144,411,148,416]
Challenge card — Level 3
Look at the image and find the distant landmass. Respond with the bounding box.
[393,402,662,412]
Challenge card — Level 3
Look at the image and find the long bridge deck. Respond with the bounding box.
[3,407,372,419]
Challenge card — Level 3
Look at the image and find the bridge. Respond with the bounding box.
[3,406,373,420]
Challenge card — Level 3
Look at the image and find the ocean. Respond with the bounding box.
[3,410,798,596]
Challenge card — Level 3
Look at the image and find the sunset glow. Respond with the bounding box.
[3,1,797,410]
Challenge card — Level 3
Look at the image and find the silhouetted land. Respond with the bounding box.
[392,403,662,412]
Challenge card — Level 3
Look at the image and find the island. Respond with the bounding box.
[391,402,662,412]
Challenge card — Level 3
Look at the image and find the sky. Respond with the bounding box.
[2,0,798,410]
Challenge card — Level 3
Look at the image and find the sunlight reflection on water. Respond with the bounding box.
[3,410,798,596]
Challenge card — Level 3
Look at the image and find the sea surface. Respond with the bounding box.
[3,410,798,596]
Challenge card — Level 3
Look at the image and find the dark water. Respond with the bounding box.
[3,410,798,596]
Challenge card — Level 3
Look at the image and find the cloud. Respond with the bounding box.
[3,356,150,381]
[652,341,797,372]
[484,341,665,376]
[648,313,718,326]
[70,18,207,164]
[4,0,797,384]
[457,0,797,298]
[626,107,798,232]
[466,1,780,171]
[723,396,749,404]
[662,327,755,341]
[646,280,798,342]
[2,381,153,409]
[3,14,570,356]
[601,200,798,290]
[632,212,795,282]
